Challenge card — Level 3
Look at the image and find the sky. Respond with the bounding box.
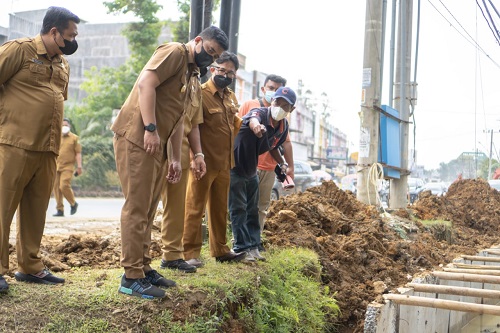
[1,0,500,170]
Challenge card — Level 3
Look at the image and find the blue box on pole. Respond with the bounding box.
[378,105,401,179]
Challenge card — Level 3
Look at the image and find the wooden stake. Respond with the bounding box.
[443,267,500,276]
[461,255,500,262]
[432,271,500,284]
[384,294,500,315]
[407,283,500,298]
[453,263,500,270]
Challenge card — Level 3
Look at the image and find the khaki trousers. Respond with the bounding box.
[183,169,230,259]
[0,144,55,275]
[160,167,189,261]
[257,169,275,232]
[114,136,165,279]
[53,169,76,211]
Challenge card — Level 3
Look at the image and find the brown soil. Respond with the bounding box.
[6,178,500,332]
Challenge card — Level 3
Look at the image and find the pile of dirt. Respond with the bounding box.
[6,179,500,332]
[264,179,500,332]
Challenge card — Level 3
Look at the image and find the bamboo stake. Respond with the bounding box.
[383,294,500,315]
[484,249,500,256]
[432,271,500,284]
[407,283,500,298]
[461,255,500,262]
[443,268,500,276]
[453,263,500,270]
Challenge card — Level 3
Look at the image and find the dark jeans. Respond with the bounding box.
[228,170,260,252]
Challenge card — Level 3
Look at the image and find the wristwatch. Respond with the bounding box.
[144,123,157,132]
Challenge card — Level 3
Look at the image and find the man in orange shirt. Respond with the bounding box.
[0,6,80,291]
[238,75,294,249]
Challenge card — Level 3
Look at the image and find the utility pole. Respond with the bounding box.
[484,129,499,179]
[389,0,413,208]
[357,0,384,205]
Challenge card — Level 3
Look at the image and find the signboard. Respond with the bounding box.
[326,146,348,160]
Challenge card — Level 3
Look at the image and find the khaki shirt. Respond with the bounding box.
[167,70,203,168]
[111,42,199,163]
[57,132,82,171]
[0,34,69,154]
[200,79,239,171]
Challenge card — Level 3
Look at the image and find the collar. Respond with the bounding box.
[267,109,285,132]
[206,77,230,97]
[35,34,62,62]
[184,42,196,65]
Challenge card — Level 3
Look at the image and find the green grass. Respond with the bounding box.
[0,247,339,333]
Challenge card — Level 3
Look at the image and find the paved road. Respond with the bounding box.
[9,198,126,241]
[45,197,125,221]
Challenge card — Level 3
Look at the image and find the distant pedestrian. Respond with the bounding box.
[182,51,247,266]
[238,74,294,249]
[0,6,80,292]
[53,118,82,217]
[111,26,228,299]
[229,87,297,261]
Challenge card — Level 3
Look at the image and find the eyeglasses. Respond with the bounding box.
[213,66,236,79]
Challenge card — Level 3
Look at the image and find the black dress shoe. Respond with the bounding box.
[215,251,247,263]
[0,275,8,292]
[53,210,64,217]
[70,202,78,215]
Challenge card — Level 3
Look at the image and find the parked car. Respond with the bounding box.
[270,160,315,200]
[420,182,447,196]
[488,179,500,191]
[408,177,425,203]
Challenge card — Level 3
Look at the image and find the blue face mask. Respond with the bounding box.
[264,90,276,103]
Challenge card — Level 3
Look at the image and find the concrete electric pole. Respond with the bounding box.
[389,0,413,208]
[357,0,384,205]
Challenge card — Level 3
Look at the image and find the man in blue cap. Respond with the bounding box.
[229,86,296,261]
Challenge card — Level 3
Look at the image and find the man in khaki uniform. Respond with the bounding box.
[53,118,82,217]
[159,68,205,274]
[111,26,228,299]
[183,52,247,266]
[0,7,80,292]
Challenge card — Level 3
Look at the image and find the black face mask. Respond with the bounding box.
[56,31,78,55]
[194,41,214,68]
[213,75,232,89]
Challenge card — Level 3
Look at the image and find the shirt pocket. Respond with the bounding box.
[53,68,69,93]
[29,63,48,86]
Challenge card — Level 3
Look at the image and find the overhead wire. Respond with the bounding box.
[427,0,500,69]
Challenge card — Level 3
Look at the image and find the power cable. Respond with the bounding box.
[427,0,500,69]
[478,0,500,44]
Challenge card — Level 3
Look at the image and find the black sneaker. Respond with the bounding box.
[160,259,197,273]
[14,269,65,285]
[0,275,8,292]
[144,269,176,288]
[215,251,247,263]
[70,202,78,215]
[53,210,64,217]
[118,274,166,299]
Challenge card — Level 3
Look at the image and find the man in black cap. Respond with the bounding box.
[229,86,296,261]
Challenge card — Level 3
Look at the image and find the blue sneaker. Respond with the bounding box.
[118,274,165,299]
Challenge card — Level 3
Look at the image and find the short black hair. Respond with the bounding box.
[265,74,287,87]
[63,118,71,125]
[215,51,239,71]
[199,26,229,51]
[41,6,80,34]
